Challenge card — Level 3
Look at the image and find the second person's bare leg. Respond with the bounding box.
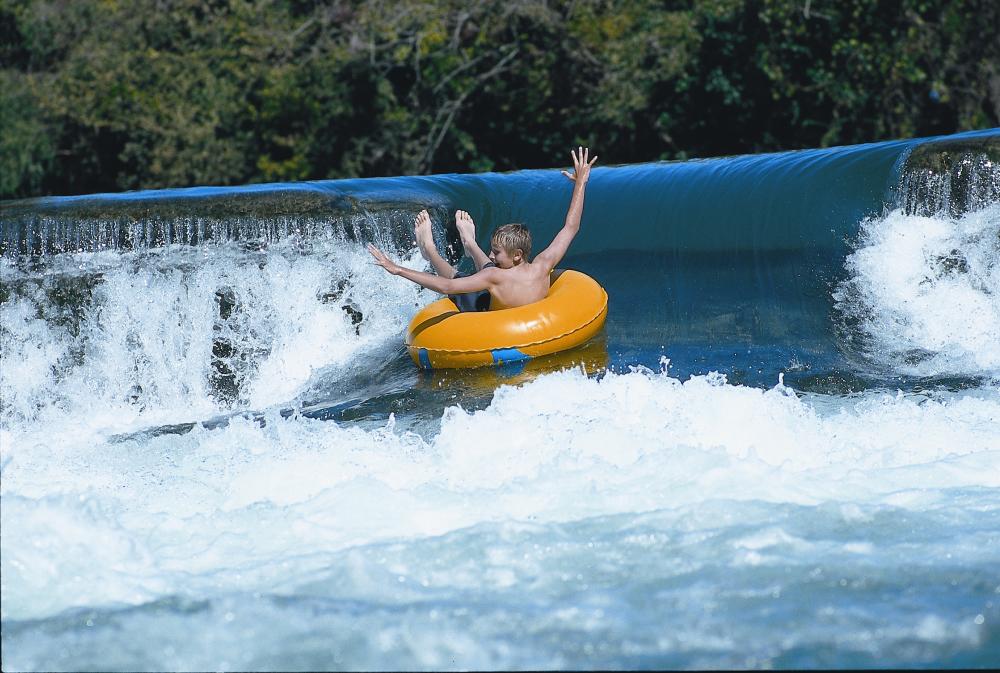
[414,210,456,278]
[455,210,492,271]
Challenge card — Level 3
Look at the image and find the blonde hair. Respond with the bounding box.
[491,223,532,258]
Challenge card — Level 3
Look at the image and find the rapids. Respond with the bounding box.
[1,129,998,670]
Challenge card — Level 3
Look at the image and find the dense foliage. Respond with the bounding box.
[2,0,997,198]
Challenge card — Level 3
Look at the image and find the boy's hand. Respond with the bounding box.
[561,146,598,186]
[455,210,476,242]
[367,243,400,275]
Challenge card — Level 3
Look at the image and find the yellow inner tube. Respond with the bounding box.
[405,269,608,369]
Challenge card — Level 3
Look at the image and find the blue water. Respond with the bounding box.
[1,130,999,670]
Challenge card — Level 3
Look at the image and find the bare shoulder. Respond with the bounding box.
[527,261,553,280]
[485,264,529,287]
[477,264,505,285]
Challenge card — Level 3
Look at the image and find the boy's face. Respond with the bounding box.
[489,244,522,269]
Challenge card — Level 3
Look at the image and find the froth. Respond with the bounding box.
[0,239,431,435]
[3,367,997,620]
[836,204,1000,376]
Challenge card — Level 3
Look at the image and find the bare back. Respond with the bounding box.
[484,261,551,310]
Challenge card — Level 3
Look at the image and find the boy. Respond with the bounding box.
[368,146,597,310]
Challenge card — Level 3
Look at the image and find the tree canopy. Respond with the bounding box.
[2,0,997,198]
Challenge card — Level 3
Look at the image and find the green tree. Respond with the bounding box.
[1,0,996,199]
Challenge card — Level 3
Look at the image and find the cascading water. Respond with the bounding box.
[1,130,998,670]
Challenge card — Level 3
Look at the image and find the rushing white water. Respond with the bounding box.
[836,203,1000,376]
[1,239,431,434]
[2,363,999,668]
[3,141,1000,669]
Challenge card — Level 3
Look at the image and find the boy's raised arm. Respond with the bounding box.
[533,147,598,272]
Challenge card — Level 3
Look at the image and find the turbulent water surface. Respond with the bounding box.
[1,130,999,670]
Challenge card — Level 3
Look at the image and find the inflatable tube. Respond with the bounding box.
[405,270,608,369]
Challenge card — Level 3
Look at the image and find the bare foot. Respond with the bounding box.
[455,210,476,242]
[413,209,435,261]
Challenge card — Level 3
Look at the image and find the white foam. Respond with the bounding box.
[836,203,1000,376]
[0,239,432,436]
[3,367,998,620]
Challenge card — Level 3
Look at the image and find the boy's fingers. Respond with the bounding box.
[589,155,598,166]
